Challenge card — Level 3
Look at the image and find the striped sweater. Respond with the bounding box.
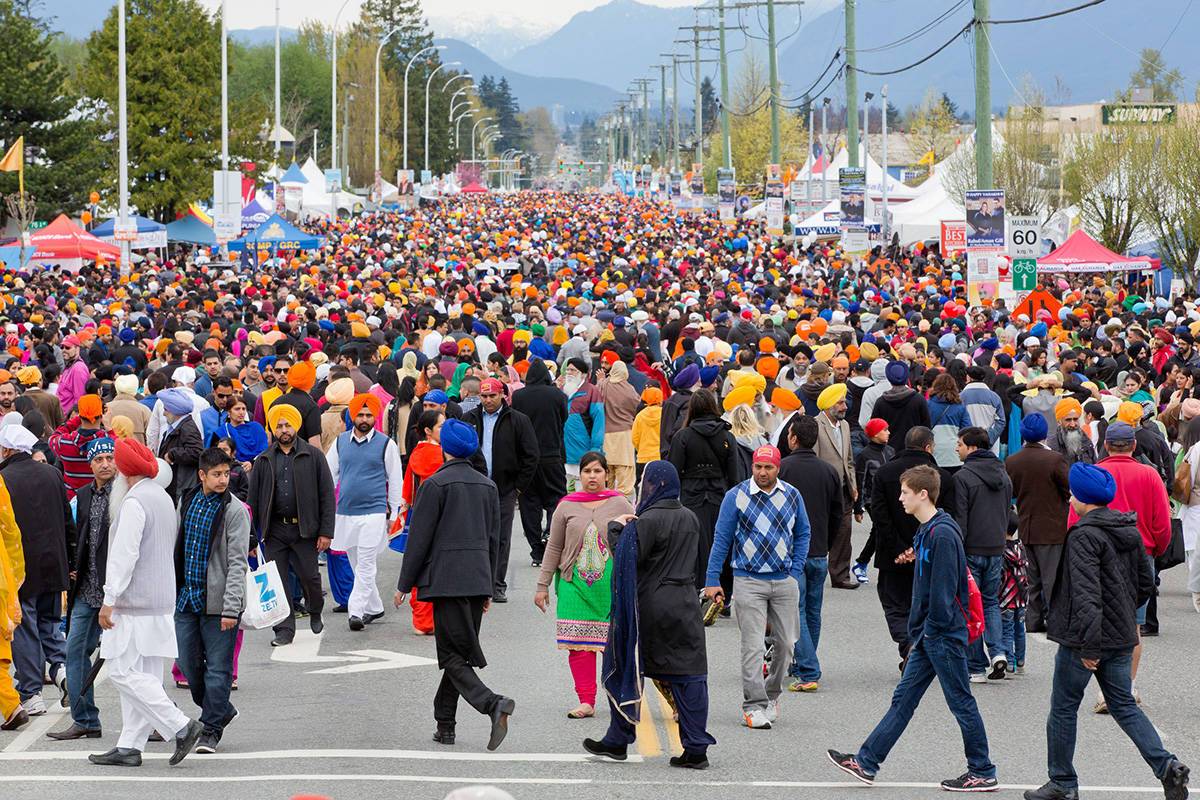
[48,422,113,499]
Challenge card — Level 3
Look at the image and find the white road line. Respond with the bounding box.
[4,666,109,754]
[0,748,645,763]
[0,773,1174,793]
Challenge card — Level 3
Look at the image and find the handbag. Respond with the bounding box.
[1156,519,1186,572]
[240,545,291,630]
[1170,455,1193,504]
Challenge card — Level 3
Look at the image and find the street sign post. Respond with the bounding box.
[1012,257,1038,292]
[1007,215,1040,259]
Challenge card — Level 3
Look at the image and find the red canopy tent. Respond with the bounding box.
[460,182,488,194]
[26,214,121,270]
[1037,229,1153,273]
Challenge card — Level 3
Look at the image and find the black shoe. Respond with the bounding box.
[1162,759,1190,800]
[1140,624,1159,637]
[169,719,203,766]
[1023,781,1078,800]
[669,751,709,769]
[827,749,875,785]
[332,604,348,613]
[492,591,508,603]
[987,656,1008,681]
[582,737,627,761]
[530,559,542,567]
[194,733,219,754]
[364,611,385,624]
[432,728,456,746]
[46,723,102,740]
[487,696,515,751]
[89,747,142,767]
[940,772,999,792]
[310,614,324,635]
[1,707,28,731]
[270,633,293,647]
[348,616,365,631]
[148,730,165,742]
[222,706,239,730]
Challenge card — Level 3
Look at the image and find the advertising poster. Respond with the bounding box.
[839,167,866,225]
[689,162,704,209]
[765,178,785,236]
[967,248,1002,306]
[965,189,1006,249]
[940,220,967,256]
[717,167,736,222]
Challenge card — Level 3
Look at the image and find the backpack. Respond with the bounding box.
[958,567,985,643]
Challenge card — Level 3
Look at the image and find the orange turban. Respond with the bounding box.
[1117,401,1143,426]
[770,388,801,412]
[77,394,103,421]
[349,393,382,419]
[756,356,780,380]
[1054,397,1083,422]
[288,361,316,392]
[641,387,663,405]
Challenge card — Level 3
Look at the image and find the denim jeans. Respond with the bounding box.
[1047,645,1175,789]
[1001,608,1025,668]
[12,591,67,699]
[789,557,829,682]
[65,602,103,729]
[857,635,995,778]
[174,611,238,735]
[966,555,1003,674]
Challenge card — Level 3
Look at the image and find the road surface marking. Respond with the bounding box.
[3,664,107,754]
[633,696,661,757]
[0,748,644,763]
[652,683,682,755]
[306,648,438,674]
[269,629,370,664]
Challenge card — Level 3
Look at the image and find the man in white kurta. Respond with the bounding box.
[326,394,403,630]
[91,438,202,767]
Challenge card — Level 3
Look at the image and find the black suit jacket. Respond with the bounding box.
[0,452,75,599]
[462,403,540,496]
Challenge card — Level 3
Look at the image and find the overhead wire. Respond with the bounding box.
[850,20,973,76]
[987,0,1106,24]
[849,0,970,54]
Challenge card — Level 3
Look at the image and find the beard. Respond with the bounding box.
[276,432,296,446]
[563,375,584,396]
[107,472,130,534]
[1063,428,1084,455]
[354,421,373,434]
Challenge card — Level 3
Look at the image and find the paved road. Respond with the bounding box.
[3,522,1197,800]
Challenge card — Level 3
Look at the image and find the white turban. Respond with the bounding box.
[0,424,37,454]
[172,366,197,386]
[114,374,139,396]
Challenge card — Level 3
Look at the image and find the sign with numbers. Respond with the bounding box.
[1007,215,1040,259]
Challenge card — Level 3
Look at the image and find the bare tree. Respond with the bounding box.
[1139,118,1200,288]
[1066,126,1148,253]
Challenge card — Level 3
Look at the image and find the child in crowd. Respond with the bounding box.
[852,418,893,584]
[1000,509,1028,674]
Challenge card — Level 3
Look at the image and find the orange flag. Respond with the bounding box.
[0,137,22,172]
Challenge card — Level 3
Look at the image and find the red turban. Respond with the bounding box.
[349,393,382,419]
[115,438,158,479]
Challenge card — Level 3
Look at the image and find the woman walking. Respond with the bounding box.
[397,409,447,635]
[534,451,634,719]
[927,372,973,470]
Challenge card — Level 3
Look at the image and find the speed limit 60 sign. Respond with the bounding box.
[1007,215,1040,259]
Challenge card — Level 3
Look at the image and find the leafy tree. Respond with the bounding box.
[476,75,526,156]
[0,0,103,224]
[941,92,960,121]
[1126,48,1183,102]
[885,101,901,128]
[907,87,958,169]
[1065,126,1148,254]
[519,107,559,178]
[83,0,267,221]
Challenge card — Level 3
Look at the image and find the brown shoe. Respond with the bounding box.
[47,723,102,740]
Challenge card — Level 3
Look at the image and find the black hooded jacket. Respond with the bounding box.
[511,359,568,463]
[952,449,1012,556]
[1048,507,1155,659]
[667,415,743,506]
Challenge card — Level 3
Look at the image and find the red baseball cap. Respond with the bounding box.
[752,444,781,467]
[479,378,504,394]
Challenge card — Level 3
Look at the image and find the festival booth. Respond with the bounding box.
[92,214,168,250]
[25,214,120,271]
[1037,230,1154,274]
[460,181,488,195]
[227,213,324,258]
[240,198,272,233]
[166,214,216,247]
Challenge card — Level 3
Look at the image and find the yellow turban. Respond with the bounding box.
[814,343,837,363]
[860,342,879,361]
[730,371,767,394]
[723,385,756,412]
[1054,397,1083,422]
[350,321,370,339]
[1117,401,1143,426]
[817,382,848,411]
[267,402,302,434]
[110,415,134,439]
[770,388,802,412]
[512,329,532,345]
[16,366,41,386]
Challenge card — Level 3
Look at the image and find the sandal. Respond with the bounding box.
[567,703,595,719]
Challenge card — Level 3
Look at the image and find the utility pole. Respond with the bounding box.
[717,0,732,169]
[881,84,889,240]
[766,0,780,163]
[630,78,654,164]
[677,21,718,170]
[821,97,831,202]
[845,0,858,168]
[657,63,668,167]
[974,0,993,188]
[660,52,689,171]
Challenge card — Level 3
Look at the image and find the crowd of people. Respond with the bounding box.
[0,190,1194,797]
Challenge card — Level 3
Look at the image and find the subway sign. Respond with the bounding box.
[1101,104,1176,125]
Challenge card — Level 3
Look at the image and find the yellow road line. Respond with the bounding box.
[633,696,661,757]
[653,683,682,755]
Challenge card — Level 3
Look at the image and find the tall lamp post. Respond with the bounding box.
[403,45,444,171]
[374,26,404,185]
[117,0,130,272]
[330,0,352,179]
[453,108,473,150]
[471,117,494,163]
[424,61,461,174]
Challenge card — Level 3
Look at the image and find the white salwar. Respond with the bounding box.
[327,429,404,618]
[101,489,188,751]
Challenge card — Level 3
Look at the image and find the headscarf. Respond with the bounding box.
[448,362,470,399]
[398,350,421,382]
[602,461,682,726]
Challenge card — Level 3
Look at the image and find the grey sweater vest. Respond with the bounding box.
[109,479,179,616]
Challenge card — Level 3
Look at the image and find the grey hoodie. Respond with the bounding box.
[858,359,892,428]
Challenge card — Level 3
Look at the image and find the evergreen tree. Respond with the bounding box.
[0,0,103,224]
[700,76,719,136]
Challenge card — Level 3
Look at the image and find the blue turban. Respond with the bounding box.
[158,388,193,416]
[472,321,491,336]
[1020,412,1048,443]
[118,328,136,344]
[979,337,999,351]
[938,333,957,350]
[885,361,909,386]
[318,319,335,332]
[1030,322,1048,339]
[425,389,448,405]
[1069,462,1116,505]
[698,365,720,387]
[672,363,700,390]
[86,437,115,461]
[440,418,478,459]
[258,355,277,372]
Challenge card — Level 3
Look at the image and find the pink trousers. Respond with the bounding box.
[568,649,597,706]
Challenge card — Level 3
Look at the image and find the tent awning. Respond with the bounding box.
[26,214,121,266]
[166,215,216,246]
[227,213,324,252]
[1037,229,1154,273]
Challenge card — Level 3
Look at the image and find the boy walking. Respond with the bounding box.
[828,465,998,792]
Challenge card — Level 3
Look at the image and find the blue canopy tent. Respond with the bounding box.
[240,199,271,233]
[165,215,216,246]
[227,213,324,253]
[92,214,168,249]
[279,162,308,184]
[0,245,31,270]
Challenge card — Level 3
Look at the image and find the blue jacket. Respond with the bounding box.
[564,383,605,464]
[909,509,970,646]
[960,382,1006,446]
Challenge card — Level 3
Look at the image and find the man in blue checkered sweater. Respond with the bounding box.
[704,443,810,730]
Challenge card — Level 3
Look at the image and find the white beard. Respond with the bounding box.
[107,472,130,535]
[563,377,583,397]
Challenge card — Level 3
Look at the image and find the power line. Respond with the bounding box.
[850,21,973,76]
[783,64,845,110]
[781,51,842,103]
[850,0,969,54]
[987,0,1106,24]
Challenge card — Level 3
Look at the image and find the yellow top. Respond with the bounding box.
[0,478,25,635]
[630,405,663,465]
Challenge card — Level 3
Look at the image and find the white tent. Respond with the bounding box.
[296,157,359,218]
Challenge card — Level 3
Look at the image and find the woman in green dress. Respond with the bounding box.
[535,451,635,719]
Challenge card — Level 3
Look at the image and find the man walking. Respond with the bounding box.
[0,424,73,717]
[704,444,809,729]
[464,378,539,601]
[49,438,117,740]
[91,438,203,767]
[1006,413,1071,633]
[779,416,842,693]
[953,426,1013,683]
[511,359,567,567]
[396,419,515,751]
[1049,398,1096,466]
[326,394,403,631]
[814,383,858,589]
[174,447,252,754]
[247,404,336,647]
[156,388,203,504]
[48,394,112,498]
[1025,463,1189,800]
[829,465,998,792]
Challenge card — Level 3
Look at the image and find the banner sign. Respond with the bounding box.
[967,248,1002,306]
[323,169,341,193]
[717,167,735,222]
[965,189,1006,249]
[765,182,785,237]
[940,220,967,255]
[689,162,704,197]
[1101,104,1176,125]
[839,167,865,225]
[669,171,682,198]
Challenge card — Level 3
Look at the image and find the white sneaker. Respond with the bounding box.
[987,654,1008,680]
[969,673,987,685]
[1192,592,1200,613]
[742,708,772,729]
[765,699,780,723]
[21,694,46,716]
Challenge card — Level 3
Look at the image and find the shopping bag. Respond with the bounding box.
[388,511,409,554]
[240,546,290,630]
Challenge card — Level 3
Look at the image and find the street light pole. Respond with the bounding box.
[403,45,444,171]
[117,0,130,272]
[274,0,281,158]
[220,0,229,258]
[374,27,404,187]
[453,109,472,149]
[424,61,460,174]
[330,0,351,176]
[471,117,494,163]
